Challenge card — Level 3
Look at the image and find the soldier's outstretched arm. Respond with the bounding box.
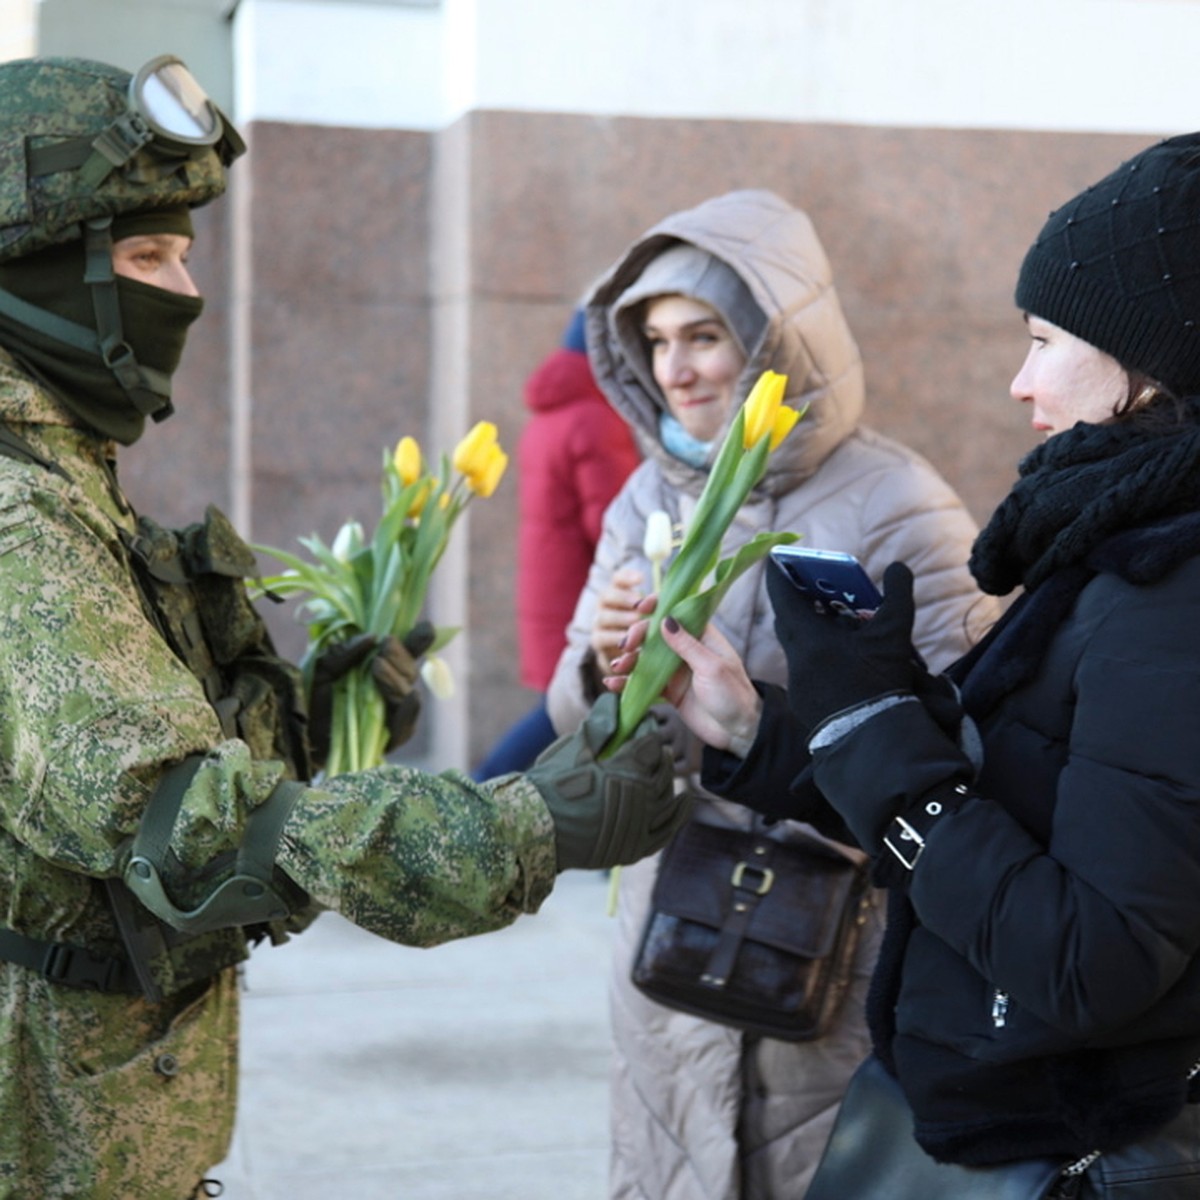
[135,695,687,948]
[113,692,685,948]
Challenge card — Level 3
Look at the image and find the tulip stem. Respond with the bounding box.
[606,866,621,917]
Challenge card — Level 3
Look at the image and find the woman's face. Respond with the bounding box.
[1010,315,1129,436]
[643,294,747,443]
[112,233,199,298]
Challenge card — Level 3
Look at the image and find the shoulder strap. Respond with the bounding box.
[0,423,71,479]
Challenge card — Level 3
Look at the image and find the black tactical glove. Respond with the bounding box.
[526,693,692,872]
[308,621,436,763]
[765,558,920,743]
[374,621,436,751]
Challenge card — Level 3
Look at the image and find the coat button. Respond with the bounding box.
[154,1052,180,1077]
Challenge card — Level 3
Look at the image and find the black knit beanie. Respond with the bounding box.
[1015,132,1200,397]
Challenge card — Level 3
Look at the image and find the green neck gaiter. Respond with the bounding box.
[0,231,204,444]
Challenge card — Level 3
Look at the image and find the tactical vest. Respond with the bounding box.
[123,504,312,776]
[0,426,320,1000]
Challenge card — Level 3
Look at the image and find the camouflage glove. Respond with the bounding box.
[308,621,436,763]
[526,693,692,872]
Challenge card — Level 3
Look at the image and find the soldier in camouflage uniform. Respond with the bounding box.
[0,55,690,1199]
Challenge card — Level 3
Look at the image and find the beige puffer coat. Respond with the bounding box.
[547,190,1001,1200]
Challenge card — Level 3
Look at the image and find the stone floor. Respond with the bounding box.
[212,870,616,1199]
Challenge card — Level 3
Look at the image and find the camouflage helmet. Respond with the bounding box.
[0,54,244,264]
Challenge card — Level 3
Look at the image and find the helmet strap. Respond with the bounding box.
[80,112,155,189]
[0,285,102,356]
[82,217,171,416]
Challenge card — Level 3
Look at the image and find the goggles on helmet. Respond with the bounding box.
[26,54,244,191]
[85,55,244,183]
[131,55,224,150]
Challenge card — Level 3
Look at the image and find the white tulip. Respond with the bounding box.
[643,509,675,591]
[421,654,455,700]
[331,520,364,562]
[643,510,673,564]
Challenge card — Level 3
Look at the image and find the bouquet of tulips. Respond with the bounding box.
[605,370,805,756]
[255,421,508,777]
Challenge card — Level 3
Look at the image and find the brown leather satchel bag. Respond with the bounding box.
[630,816,872,1041]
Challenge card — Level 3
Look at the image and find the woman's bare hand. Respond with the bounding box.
[589,566,647,675]
[605,603,763,759]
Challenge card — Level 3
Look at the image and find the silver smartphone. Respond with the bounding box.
[768,545,882,617]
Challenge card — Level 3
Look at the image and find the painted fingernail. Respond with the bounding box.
[664,617,679,633]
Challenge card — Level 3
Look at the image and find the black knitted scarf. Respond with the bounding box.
[969,397,1200,596]
[955,396,1200,718]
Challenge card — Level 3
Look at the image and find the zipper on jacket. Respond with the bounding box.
[991,988,1010,1028]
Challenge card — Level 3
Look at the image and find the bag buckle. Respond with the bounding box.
[731,862,774,895]
[41,943,122,992]
[883,815,926,871]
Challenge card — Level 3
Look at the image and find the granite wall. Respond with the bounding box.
[119,113,1154,771]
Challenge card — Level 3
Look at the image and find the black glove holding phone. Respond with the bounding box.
[765,553,976,874]
[765,558,922,743]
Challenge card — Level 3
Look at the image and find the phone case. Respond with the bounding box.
[769,546,882,615]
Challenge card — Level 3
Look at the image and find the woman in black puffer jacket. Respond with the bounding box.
[623,132,1200,1197]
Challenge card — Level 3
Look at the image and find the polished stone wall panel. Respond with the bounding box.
[245,123,433,662]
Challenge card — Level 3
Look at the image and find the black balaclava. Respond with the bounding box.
[0,207,203,444]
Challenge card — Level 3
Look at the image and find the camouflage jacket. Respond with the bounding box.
[0,351,557,1199]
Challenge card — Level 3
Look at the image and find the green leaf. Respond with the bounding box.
[367,542,406,635]
[604,530,800,755]
[427,625,461,653]
[709,530,798,592]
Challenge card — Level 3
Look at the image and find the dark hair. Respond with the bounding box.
[1115,369,1187,428]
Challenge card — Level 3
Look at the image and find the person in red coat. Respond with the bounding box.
[472,309,640,778]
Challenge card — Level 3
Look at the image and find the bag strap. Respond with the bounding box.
[0,925,138,993]
[699,833,777,989]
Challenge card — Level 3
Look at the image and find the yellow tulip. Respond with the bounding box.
[768,403,802,451]
[468,445,509,498]
[741,370,789,450]
[406,479,434,518]
[452,421,500,478]
[393,436,423,486]
[256,417,510,777]
[606,366,806,758]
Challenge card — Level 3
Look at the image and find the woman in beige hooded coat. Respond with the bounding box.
[547,189,1001,1199]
